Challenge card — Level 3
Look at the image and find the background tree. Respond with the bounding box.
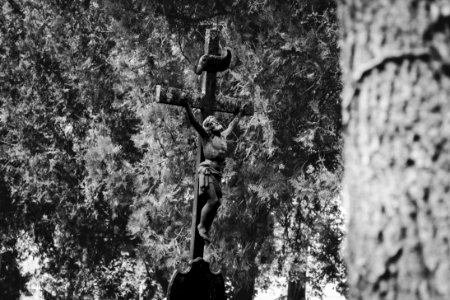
[339,0,450,299]
[1,1,142,297]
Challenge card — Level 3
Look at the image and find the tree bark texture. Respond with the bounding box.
[339,1,450,299]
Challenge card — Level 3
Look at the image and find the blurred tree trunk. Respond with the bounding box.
[0,249,27,299]
[339,0,450,299]
[231,264,257,300]
[232,281,255,300]
[287,223,306,300]
[231,277,255,300]
[155,268,169,295]
[286,253,306,300]
[287,278,306,300]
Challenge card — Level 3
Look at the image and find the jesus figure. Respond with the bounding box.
[182,98,246,242]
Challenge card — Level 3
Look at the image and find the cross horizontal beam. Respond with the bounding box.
[155,85,254,116]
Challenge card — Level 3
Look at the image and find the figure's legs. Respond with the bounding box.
[197,182,221,242]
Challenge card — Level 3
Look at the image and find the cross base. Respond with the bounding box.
[167,258,226,300]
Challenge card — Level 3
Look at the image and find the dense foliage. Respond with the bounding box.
[0,0,345,299]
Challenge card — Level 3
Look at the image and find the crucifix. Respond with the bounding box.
[155,28,253,300]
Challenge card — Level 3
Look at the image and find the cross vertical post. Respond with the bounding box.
[190,28,220,259]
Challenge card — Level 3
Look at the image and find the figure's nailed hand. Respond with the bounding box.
[234,103,247,115]
[239,103,249,114]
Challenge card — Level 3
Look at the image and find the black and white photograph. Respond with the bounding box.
[1,0,448,299]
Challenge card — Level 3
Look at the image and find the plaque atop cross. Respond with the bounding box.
[156,28,253,300]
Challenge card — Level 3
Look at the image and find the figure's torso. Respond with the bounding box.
[202,134,227,170]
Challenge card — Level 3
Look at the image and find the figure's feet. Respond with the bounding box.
[197,225,211,243]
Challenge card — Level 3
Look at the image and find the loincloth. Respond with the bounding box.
[198,161,223,198]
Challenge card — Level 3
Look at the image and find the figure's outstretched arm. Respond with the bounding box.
[182,99,208,138]
[222,104,247,138]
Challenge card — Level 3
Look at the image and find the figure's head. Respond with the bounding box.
[202,116,223,134]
